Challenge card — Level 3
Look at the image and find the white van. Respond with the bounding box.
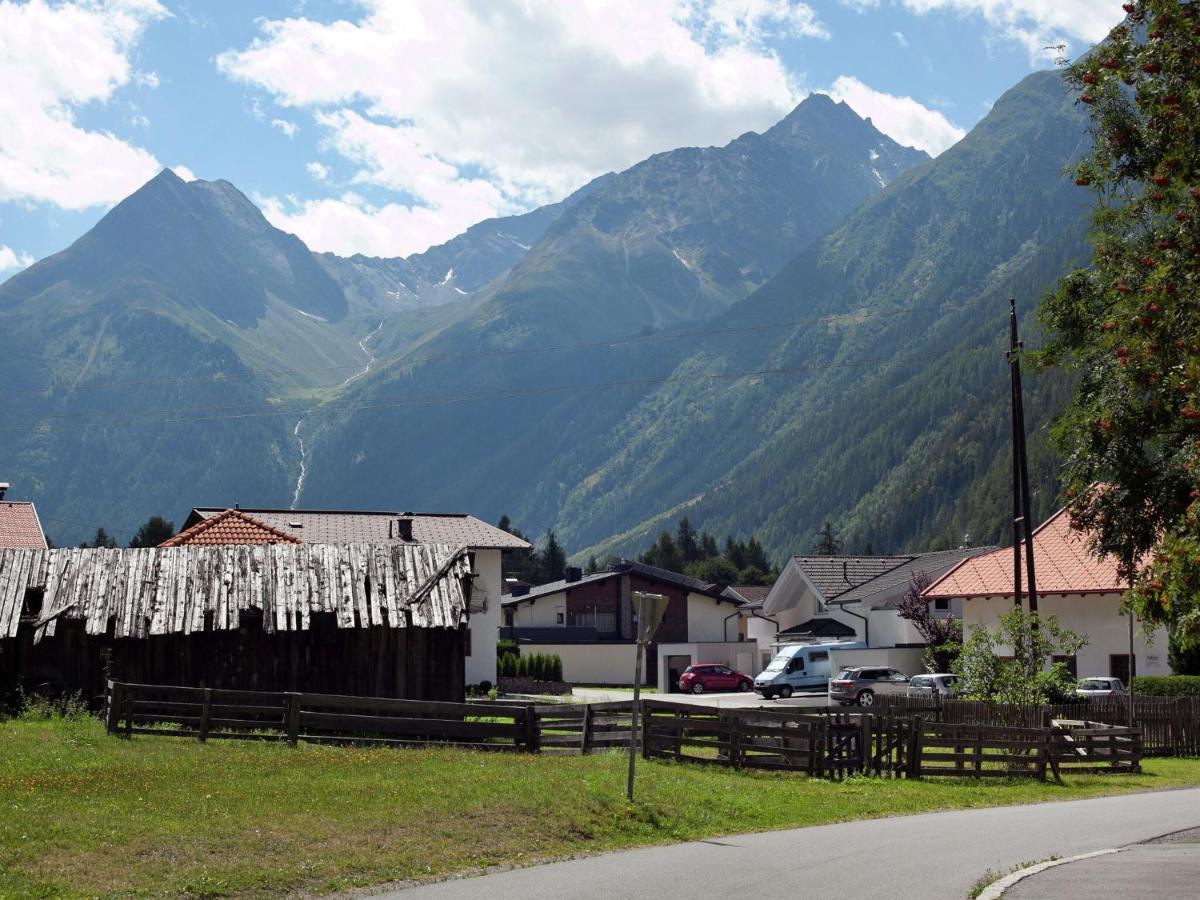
[753,641,865,699]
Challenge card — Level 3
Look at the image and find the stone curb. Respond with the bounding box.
[977,848,1121,900]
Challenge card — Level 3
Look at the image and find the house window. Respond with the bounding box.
[1052,654,1078,679]
[555,607,565,625]
[933,598,950,612]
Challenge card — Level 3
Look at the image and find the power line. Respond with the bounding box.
[0,303,952,400]
[0,356,904,435]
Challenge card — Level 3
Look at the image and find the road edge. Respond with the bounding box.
[976,848,1121,900]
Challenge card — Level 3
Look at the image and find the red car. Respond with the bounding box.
[677,664,753,694]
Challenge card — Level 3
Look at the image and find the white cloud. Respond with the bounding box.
[0,244,34,272]
[306,161,330,181]
[893,30,909,48]
[0,0,166,210]
[270,117,298,138]
[900,1,1123,62]
[218,0,821,256]
[172,164,196,182]
[827,76,966,155]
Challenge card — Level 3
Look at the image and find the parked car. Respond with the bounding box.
[753,641,865,699]
[829,667,910,707]
[678,664,754,694]
[1077,677,1126,697]
[907,673,961,699]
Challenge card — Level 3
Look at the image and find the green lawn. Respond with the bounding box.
[3,714,1199,897]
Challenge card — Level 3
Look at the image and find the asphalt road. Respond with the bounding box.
[377,789,1200,900]
[570,687,833,709]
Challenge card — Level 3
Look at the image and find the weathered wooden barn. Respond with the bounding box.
[0,542,472,704]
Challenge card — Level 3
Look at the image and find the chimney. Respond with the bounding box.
[564,566,582,583]
[396,517,414,541]
[511,584,530,597]
[0,483,8,501]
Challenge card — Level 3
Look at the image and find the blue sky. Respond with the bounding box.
[0,0,1121,273]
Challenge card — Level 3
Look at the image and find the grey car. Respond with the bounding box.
[908,673,961,699]
[829,666,909,707]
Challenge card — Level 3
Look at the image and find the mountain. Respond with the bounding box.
[297,95,931,512]
[302,70,1092,563]
[316,173,613,309]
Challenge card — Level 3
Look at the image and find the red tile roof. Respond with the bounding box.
[159,508,303,547]
[0,501,48,549]
[923,506,1127,600]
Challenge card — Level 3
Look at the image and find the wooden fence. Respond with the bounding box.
[640,700,1140,780]
[106,681,541,751]
[872,694,1200,757]
[534,701,636,755]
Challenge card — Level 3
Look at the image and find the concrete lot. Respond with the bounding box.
[571,687,835,709]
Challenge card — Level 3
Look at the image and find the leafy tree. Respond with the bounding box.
[895,571,963,672]
[78,527,117,549]
[1040,1,1200,649]
[684,557,740,586]
[954,608,1088,704]
[1169,632,1200,675]
[128,516,174,548]
[811,521,843,556]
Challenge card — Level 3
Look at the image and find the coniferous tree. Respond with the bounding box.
[79,528,117,549]
[541,530,567,582]
[812,521,843,556]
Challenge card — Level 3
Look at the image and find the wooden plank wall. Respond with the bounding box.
[0,543,473,641]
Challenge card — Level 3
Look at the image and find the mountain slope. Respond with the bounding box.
[300,96,930,510]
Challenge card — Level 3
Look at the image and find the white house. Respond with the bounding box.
[757,547,995,674]
[922,506,1170,681]
[502,560,753,690]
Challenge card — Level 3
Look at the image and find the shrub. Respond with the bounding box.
[497,639,520,660]
[532,654,547,681]
[550,655,563,682]
[518,655,531,678]
[1133,675,1200,698]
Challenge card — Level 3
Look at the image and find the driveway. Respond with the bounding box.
[570,687,832,710]
[376,789,1200,899]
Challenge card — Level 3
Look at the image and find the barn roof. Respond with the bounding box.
[182,507,530,550]
[0,543,471,642]
[923,507,1127,600]
[159,508,302,547]
[0,501,48,550]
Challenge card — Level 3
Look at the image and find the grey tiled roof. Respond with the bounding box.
[190,508,530,550]
[834,547,997,609]
[503,560,737,605]
[791,555,913,601]
[729,585,771,604]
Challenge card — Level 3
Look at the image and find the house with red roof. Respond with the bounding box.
[923,506,1170,682]
[0,483,48,550]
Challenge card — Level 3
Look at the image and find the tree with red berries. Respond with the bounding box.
[1040,0,1200,649]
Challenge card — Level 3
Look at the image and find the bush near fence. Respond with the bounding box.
[1133,675,1200,697]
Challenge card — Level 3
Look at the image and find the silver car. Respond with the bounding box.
[1077,677,1125,698]
[908,673,960,699]
[829,667,910,707]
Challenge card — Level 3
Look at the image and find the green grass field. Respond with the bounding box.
[3,713,1199,897]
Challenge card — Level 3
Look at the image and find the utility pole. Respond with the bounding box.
[1007,299,1039,617]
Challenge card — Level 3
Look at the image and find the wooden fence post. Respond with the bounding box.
[860,714,871,776]
[123,685,134,740]
[580,703,594,755]
[284,692,300,746]
[907,716,923,779]
[198,688,213,743]
[105,681,121,735]
[524,705,540,754]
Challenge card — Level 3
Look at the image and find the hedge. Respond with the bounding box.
[1133,675,1200,697]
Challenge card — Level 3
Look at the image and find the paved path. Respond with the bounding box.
[1004,827,1200,899]
[377,789,1200,900]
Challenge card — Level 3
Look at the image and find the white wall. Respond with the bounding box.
[828,646,926,677]
[687,593,743,641]
[524,643,641,685]
[466,549,503,686]
[507,591,566,628]
[962,593,1171,678]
